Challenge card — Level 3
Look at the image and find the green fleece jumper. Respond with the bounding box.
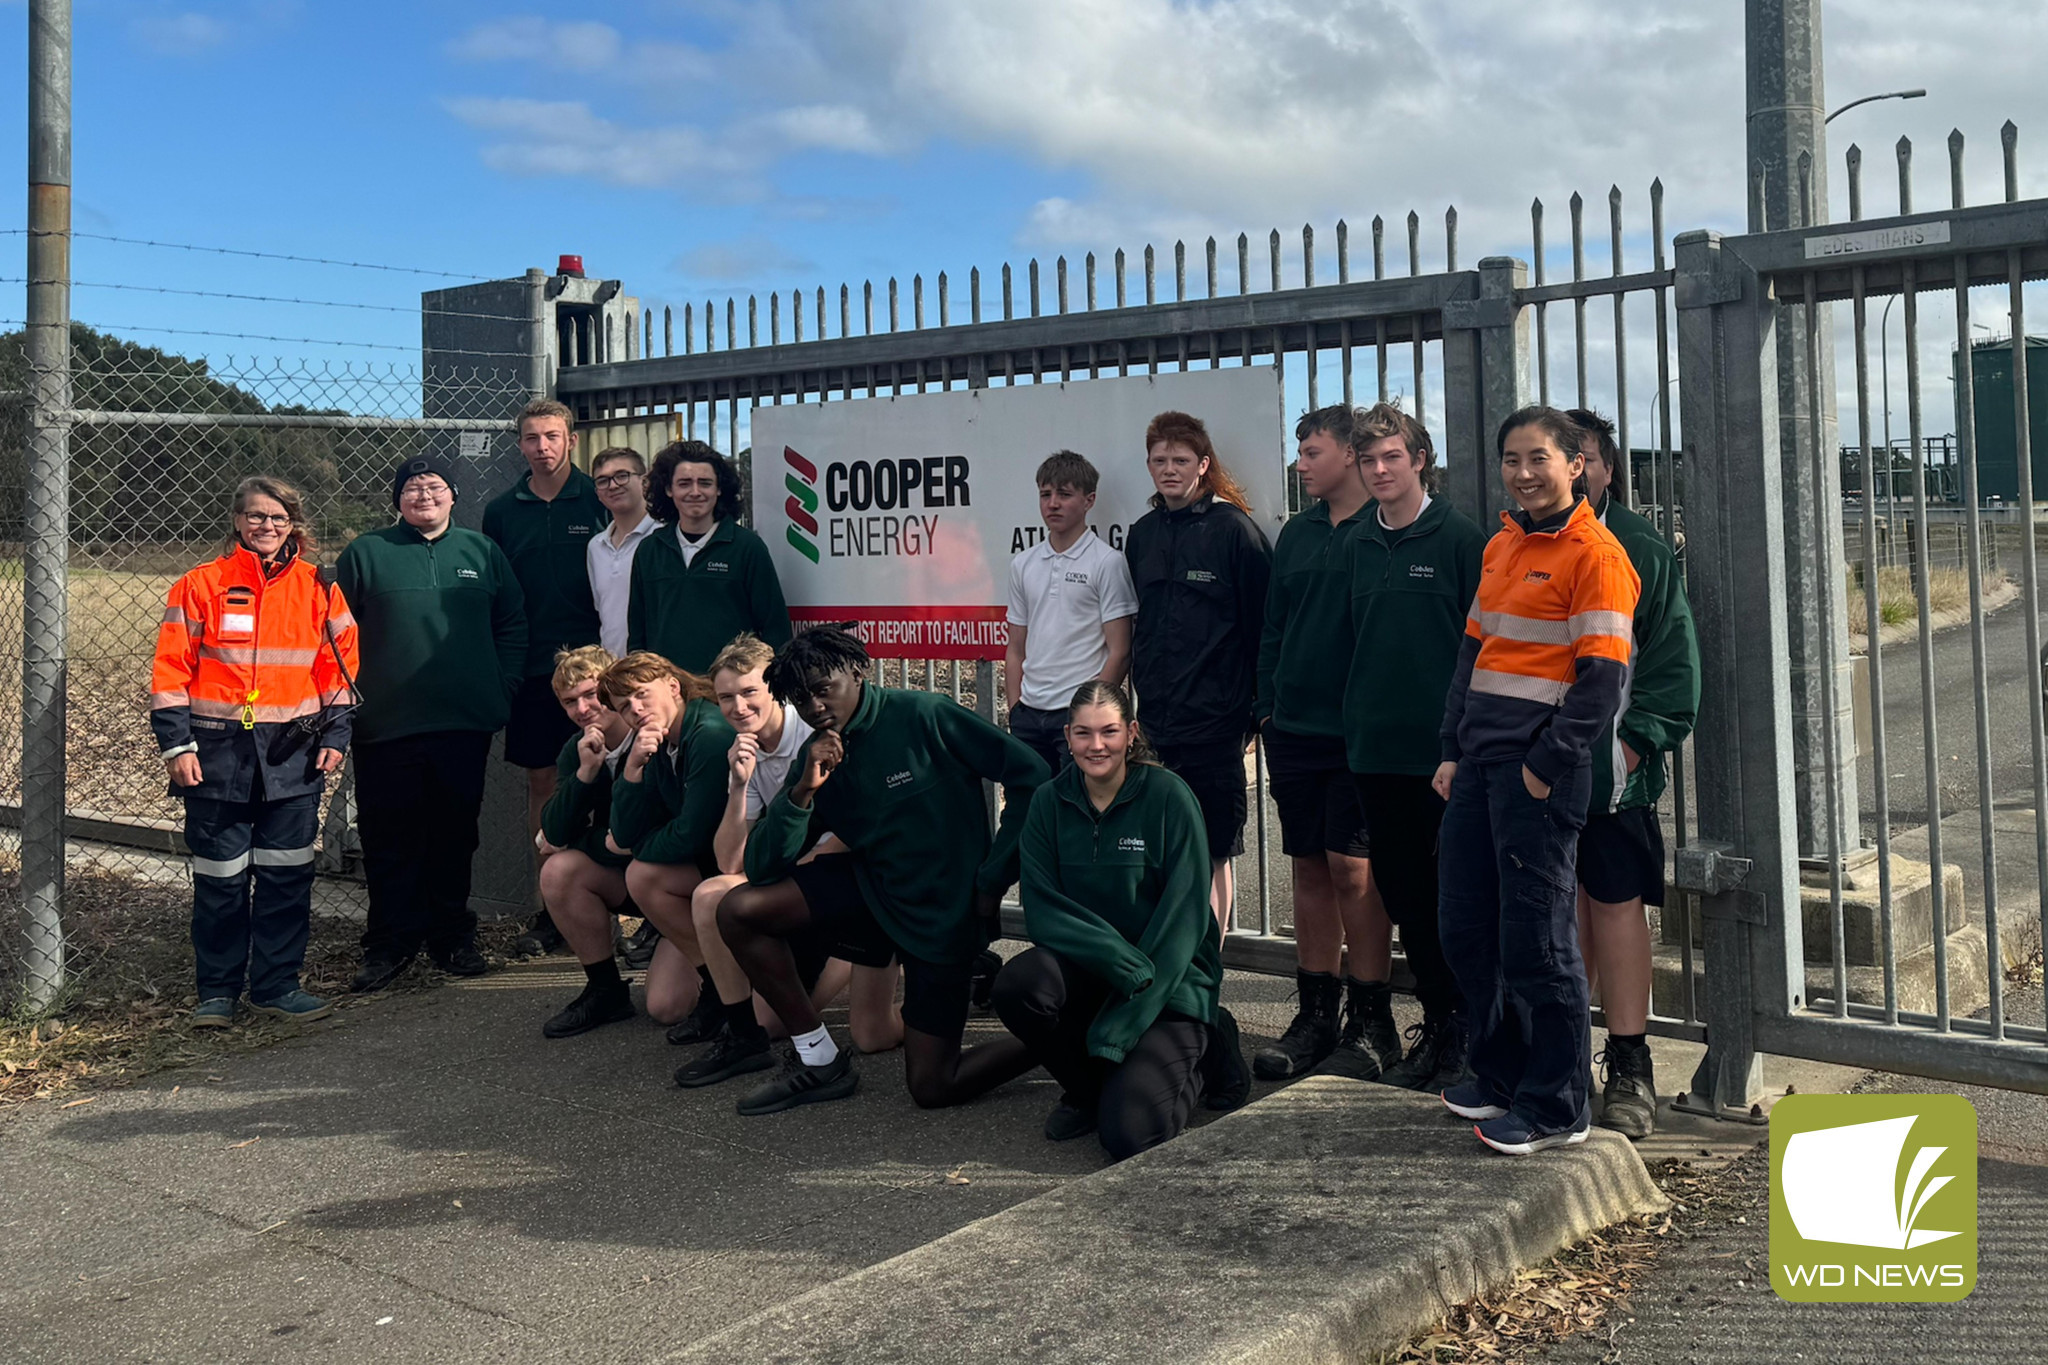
[745,684,1050,965]
[1019,763,1222,1062]
[539,733,631,869]
[334,523,526,745]
[608,698,736,868]
[1591,496,1701,814]
[1342,497,1489,775]
[1254,499,1370,738]
[481,468,606,675]
[626,521,792,674]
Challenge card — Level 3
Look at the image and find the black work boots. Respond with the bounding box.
[1252,969,1342,1080]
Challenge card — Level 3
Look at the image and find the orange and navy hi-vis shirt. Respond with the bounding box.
[1438,497,1642,785]
[150,544,360,803]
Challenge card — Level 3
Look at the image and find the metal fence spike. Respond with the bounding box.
[2003,119,2020,201]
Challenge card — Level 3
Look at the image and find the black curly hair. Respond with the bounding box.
[648,440,743,524]
[763,623,871,705]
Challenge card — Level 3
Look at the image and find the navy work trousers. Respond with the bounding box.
[353,729,492,962]
[184,792,321,1003]
[1437,756,1592,1134]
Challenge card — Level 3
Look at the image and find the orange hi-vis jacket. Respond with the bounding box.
[150,544,360,804]
[1438,497,1642,786]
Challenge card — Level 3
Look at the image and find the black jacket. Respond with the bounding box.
[1126,495,1273,746]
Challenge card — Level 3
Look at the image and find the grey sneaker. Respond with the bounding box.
[191,997,236,1029]
[249,989,334,1023]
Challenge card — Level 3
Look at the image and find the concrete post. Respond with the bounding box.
[19,0,72,1009]
[1440,256,1527,518]
[1747,0,1861,864]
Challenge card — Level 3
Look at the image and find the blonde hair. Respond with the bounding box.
[600,651,714,707]
[518,397,575,435]
[709,633,777,684]
[551,644,616,698]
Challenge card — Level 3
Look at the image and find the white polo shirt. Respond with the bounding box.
[744,709,816,820]
[587,513,659,657]
[1006,528,1139,711]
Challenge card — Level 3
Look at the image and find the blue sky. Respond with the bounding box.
[4,0,2044,437]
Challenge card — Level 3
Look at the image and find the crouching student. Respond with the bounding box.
[533,646,640,1038]
[672,634,904,1090]
[720,625,1050,1115]
[993,682,1222,1161]
[1435,406,1640,1155]
[602,652,737,1036]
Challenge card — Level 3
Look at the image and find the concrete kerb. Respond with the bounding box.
[661,1078,1667,1365]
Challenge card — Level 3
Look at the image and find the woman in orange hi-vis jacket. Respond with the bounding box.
[151,476,360,1029]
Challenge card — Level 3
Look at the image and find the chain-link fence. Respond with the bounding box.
[0,319,520,1014]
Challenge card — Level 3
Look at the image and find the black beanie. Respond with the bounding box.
[390,454,460,509]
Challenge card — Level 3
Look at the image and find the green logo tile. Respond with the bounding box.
[1769,1093,1977,1303]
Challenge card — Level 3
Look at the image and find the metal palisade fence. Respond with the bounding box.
[9,123,2048,1110]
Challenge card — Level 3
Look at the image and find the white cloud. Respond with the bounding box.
[129,11,233,56]
[443,1,2047,269]
[449,17,623,73]
[444,97,748,189]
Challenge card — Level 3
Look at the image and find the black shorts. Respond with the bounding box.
[1262,726,1370,859]
[504,674,576,770]
[1577,805,1666,906]
[789,853,973,1040]
[1153,739,1248,859]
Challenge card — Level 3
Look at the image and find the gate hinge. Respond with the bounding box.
[1673,840,1752,895]
[1673,841,1766,924]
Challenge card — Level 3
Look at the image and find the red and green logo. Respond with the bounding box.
[784,445,820,564]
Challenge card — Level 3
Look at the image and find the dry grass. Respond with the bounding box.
[0,857,526,1110]
[1845,566,2003,639]
[1377,1156,1763,1365]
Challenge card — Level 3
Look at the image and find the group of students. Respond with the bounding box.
[150,388,1695,1161]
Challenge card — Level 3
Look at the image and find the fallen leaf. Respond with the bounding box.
[227,1137,262,1150]
[944,1168,971,1185]
[375,1316,394,1326]
[59,1097,95,1109]
[451,1200,463,1209]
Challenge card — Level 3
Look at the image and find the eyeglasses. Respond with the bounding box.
[401,482,451,499]
[594,472,640,489]
[239,512,293,526]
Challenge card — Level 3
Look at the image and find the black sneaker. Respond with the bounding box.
[1043,1099,1099,1142]
[620,921,660,971]
[430,942,490,978]
[1251,970,1341,1080]
[1596,1040,1658,1139]
[968,949,1004,1011]
[348,952,414,994]
[542,984,635,1039]
[1382,1012,1460,1091]
[512,912,566,959]
[665,989,725,1046]
[1201,1006,1252,1111]
[736,1047,859,1115]
[675,1025,775,1088]
[1322,978,1396,1082]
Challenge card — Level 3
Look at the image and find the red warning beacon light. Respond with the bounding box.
[557,255,586,279]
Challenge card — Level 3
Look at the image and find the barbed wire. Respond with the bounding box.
[1,276,531,324]
[2,227,491,281]
[0,316,527,358]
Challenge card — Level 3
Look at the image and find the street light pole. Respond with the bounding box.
[1825,88,1928,124]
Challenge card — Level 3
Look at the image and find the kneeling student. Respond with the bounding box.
[674,634,904,1090]
[993,682,1223,1161]
[720,625,1050,1115]
[602,652,737,1036]
[1435,406,1640,1155]
[535,646,639,1037]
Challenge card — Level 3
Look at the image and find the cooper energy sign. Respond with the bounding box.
[752,368,1286,659]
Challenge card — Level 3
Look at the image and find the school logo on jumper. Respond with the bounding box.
[1117,836,1146,853]
[784,446,821,564]
[455,568,480,580]
[1770,1094,1976,1302]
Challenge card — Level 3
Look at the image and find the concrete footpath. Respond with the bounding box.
[0,953,1735,1363]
